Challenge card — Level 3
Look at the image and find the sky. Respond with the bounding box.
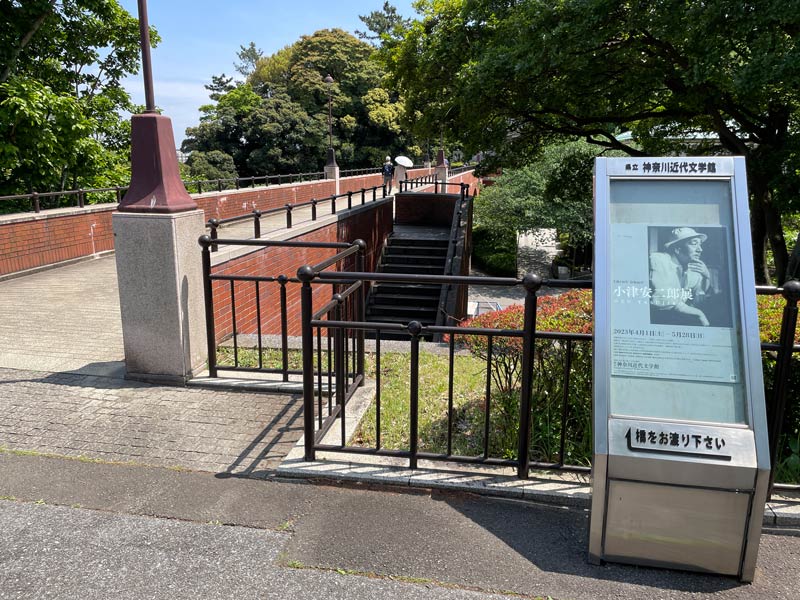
[117,0,418,145]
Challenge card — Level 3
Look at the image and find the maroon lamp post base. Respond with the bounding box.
[119,113,197,213]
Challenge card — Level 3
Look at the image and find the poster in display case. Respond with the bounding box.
[589,156,770,582]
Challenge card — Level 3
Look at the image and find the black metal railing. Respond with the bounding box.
[299,246,368,442]
[399,178,474,194]
[436,184,473,328]
[298,266,799,493]
[399,174,437,192]
[186,171,326,195]
[0,169,345,215]
[448,165,474,176]
[299,266,594,477]
[339,167,382,177]
[199,236,366,387]
[205,184,388,251]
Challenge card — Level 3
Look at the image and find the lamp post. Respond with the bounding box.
[324,74,337,167]
[118,0,194,213]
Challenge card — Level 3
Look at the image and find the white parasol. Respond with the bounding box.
[394,155,413,168]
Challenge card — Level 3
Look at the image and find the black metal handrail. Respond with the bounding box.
[198,235,361,382]
[298,266,799,494]
[205,184,388,251]
[436,184,472,328]
[339,167,382,177]
[399,174,437,192]
[0,169,349,215]
[448,165,474,176]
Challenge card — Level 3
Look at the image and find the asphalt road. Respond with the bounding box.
[1,453,798,600]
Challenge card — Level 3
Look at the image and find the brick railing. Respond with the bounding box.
[0,171,417,278]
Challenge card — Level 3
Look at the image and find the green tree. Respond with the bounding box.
[185,150,237,181]
[476,141,616,269]
[0,0,147,196]
[235,42,263,79]
[387,0,800,283]
[184,29,413,176]
[356,1,411,44]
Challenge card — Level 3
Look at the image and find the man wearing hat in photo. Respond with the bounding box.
[649,227,712,326]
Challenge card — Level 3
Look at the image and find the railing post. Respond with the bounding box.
[408,320,422,469]
[198,181,203,194]
[235,178,240,190]
[331,194,337,214]
[768,280,800,497]
[361,188,366,205]
[517,273,543,479]
[32,192,40,213]
[253,210,261,239]
[347,191,353,210]
[355,240,366,382]
[311,199,317,220]
[298,265,317,462]
[285,204,293,228]
[372,187,377,202]
[199,236,218,378]
[78,189,85,208]
[279,275,290,382]
[334,293,347,445]
[434,180,439,194]
[208,218,219,252]
[217,179,223,192]
[115,187,122,203]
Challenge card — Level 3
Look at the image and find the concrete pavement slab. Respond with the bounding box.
[0,500,511,600]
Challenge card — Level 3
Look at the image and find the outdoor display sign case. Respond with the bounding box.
[589,156,769,582]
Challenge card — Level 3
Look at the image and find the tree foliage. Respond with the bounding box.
[185,150,237,182]
[0,0,147,195]
[386,0,800,283]
[476,141,617,248]
[234,42,263,79]
[183,28,414,177]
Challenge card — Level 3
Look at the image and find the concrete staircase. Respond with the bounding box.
[366,234,449,338]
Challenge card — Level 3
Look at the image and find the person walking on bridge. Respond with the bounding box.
[382,156,395,195]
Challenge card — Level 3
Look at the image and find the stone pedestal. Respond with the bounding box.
[436,149,448,183]
[324,164,340,195]
[113,209,207,384]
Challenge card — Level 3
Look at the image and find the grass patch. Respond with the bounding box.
[220,344,591,465]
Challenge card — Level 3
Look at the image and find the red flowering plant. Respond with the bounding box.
[452,290,594,464]
[757,293,800,483]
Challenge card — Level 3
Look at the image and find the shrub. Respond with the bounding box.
[454,290,594,464]
[453,289,799,473]
[471,225,517,276]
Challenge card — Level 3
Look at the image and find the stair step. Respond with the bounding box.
[385,246,449,256]
[364,314,437,326]
[382,254,448,265]
[370,293,440,306]
[381,264,446,274]
[370,283,442,296]
[367,305,438,317]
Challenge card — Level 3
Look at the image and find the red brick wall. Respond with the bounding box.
[210,201,393,342]
[0,176,388,277]
[0,171,469,277]
[0,206,115,276]
[395,193,458,226]
[195,180,337,222]
[340,174,383,195]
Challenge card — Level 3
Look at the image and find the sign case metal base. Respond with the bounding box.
[589,157,770,582]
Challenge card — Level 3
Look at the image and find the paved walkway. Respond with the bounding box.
[0,211,798,598]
